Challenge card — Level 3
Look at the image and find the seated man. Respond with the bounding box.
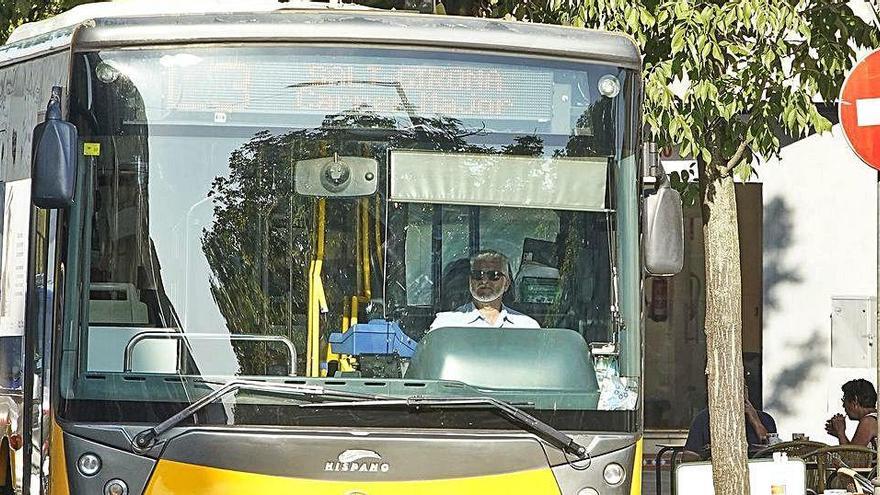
[429,250,539,330]
[684,382,777,459]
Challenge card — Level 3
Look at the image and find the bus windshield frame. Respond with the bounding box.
[58,45,641,433]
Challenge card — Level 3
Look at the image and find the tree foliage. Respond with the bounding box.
[478,1,878,175]
[465,1,877,493]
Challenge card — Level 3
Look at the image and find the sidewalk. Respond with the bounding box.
[642,466,672,495]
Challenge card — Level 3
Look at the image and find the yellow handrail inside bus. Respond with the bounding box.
[350,296,359,328]
[307,261,315,376]
[341,298,350,337]
[374,194,383,270]
[360,197,371,300]
[306,198,328,377]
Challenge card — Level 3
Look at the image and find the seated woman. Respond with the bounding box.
[826,379,878,448]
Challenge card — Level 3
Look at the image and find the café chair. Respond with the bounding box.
[654,445,703,495]
[804,445,876,493]
[834,466,874,494]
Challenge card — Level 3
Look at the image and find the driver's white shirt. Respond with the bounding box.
[429,302,540,330]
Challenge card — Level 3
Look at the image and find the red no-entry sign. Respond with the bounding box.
[842,49,880,479]
[840,49,880,170]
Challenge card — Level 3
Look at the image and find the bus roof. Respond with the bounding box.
[2,1,641,69]
[7,0,368,44]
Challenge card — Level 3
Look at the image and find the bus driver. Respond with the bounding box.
[429,250,540,330]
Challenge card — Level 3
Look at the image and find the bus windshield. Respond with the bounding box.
[61,46,638,430]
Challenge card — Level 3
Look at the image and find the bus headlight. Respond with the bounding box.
[603,462,626,485]
[104,479,128,495]
[76,453,101,476]
[577,488,599,495]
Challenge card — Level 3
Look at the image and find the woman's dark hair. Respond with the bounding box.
[842,379,877,408]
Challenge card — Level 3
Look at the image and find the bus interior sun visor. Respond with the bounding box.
[389,151,608,211]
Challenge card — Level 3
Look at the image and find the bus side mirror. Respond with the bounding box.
[32,86,77,209]
[641,141,684,275]
[644,179,684,275]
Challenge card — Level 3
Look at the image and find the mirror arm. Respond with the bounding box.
[46,86,62,120]
[641,142,667,193]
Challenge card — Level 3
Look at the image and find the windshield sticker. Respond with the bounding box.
[83,142,101,156]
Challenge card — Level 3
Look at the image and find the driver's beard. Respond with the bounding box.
[470,285,504,304]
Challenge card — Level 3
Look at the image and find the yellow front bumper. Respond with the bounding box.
[145,459,562,495]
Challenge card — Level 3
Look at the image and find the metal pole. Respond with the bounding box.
[876,169,879,477]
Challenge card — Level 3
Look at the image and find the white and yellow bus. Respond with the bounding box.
[0,2,683,494]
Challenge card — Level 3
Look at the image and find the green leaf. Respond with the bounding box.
[674,1,689,20]
[640,8,656,27]
[762,49,775,68]
[700,39,712,58]
[669,117,680,137]
[657,8,669,24]
[712,43,724,63]
[734,162,753,182]
[813,113,832,134]
[625,7,639,31]
[671,28,686,54]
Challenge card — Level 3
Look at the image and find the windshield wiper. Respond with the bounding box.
[311,395,587,458]
[130,379,389,453]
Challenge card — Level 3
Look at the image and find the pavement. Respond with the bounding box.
[642,468,672,495]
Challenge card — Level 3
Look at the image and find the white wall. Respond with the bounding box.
[760,124,877,442]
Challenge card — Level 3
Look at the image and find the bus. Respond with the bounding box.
[0,1,684,494]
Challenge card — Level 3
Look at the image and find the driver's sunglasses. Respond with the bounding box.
[470,270,506,281]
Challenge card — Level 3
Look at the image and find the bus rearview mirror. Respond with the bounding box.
[295,155,378,197]
[32,86,77,209]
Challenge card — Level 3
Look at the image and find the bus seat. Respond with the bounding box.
[89,283,149,324]
[439,259,471,312]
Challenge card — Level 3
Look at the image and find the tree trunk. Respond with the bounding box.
[698,162,749,495]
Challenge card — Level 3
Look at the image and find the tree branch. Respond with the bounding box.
[718,141,749,176]
[714,26,780,178]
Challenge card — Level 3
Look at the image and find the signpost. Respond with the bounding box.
[839,47,880,487]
